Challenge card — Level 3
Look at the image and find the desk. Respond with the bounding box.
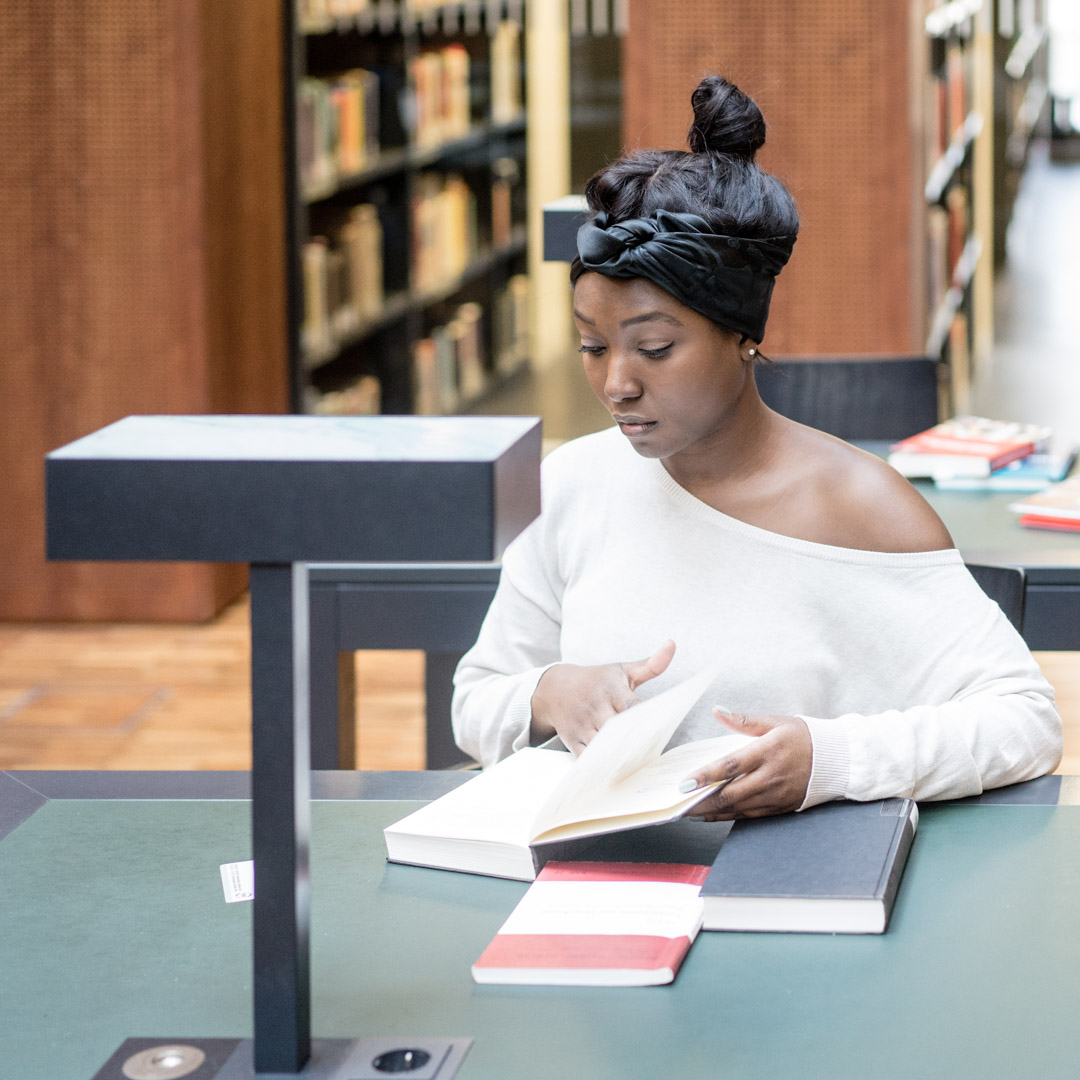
[4,770,1080,1080]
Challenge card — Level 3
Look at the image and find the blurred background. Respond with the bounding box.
[1,0,1078,772]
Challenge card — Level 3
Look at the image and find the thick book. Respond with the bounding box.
[472,861,709,986]
[887,416,1052,480]
[384,664,752,881]
[1009,473,1080,524]
[933,445,1077,491]
[700,798,918,934]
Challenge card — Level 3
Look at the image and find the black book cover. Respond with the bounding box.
[700,798,918,933]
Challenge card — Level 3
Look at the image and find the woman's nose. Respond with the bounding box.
[603,353,641,402]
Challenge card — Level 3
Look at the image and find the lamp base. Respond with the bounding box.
[92,1037,473,1080]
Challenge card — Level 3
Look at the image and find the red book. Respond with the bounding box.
[471,862,709,987]
[1010,474,1080,525]
[888,416,1052,480]
[1017,515,1080,533]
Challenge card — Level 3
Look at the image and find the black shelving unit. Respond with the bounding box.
[284,1,530,416]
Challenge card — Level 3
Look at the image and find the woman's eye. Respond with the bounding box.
[577,344,605,355]
[640,344,673,359]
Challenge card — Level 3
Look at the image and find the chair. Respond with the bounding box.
[754,356,940,440]
[966,563,1026,633]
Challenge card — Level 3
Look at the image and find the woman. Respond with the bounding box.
[452,76,1061,818]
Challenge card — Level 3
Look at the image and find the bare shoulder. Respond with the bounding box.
[791,429,954,553]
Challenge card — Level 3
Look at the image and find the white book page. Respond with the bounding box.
[385,748,574,847]
[529,665,721,839]
[532,735,754,840]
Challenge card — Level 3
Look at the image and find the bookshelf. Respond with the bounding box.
[993,0,1049,270]
[923,0,986,410]
[287,1,531,418]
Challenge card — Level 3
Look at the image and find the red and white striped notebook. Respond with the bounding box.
[471,861,709,987]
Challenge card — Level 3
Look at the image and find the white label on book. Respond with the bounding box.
[220,860,255,903]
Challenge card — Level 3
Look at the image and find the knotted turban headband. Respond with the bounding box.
[576,209,796,343]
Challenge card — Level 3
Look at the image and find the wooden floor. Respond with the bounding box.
[1,594,1079,774]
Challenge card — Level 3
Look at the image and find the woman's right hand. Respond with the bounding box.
[530,640,676,754]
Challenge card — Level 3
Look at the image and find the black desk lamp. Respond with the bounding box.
[45,415,541,1080]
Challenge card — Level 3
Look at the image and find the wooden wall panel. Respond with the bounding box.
[0,0,286,621]
[623,0,921,356]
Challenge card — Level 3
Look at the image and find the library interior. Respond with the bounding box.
[3,2,1080,1079]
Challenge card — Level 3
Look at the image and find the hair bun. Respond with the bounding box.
[687,76,766,160]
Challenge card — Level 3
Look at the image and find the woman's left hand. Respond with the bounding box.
[684,709,813,820]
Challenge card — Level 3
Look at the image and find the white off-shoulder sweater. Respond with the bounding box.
[451,428,1062,808]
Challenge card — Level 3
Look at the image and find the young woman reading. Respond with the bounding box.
[451,76,1061,818]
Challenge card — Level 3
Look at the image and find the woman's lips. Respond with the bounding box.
[614,418,657,437]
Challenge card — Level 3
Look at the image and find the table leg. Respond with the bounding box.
[249,562,311,1074]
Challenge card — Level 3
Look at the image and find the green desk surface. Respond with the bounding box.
[3,773,1080,1080]
[857,442,1080,583]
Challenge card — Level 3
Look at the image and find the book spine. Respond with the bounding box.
[876,800,918,932]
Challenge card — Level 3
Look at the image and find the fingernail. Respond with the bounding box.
[678,779,699,793]
[713,705,732,716]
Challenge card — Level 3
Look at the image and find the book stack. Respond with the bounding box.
[490,20,523,123]
[412,301,487,415]
[300,204,384,365]
[411,44,471,149]
[297,70,380,198]
[887,416,1054,482]
[1009,474,1080,532]
[411,173,477,293]
[493,274,530,376]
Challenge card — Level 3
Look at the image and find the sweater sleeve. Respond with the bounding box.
[451,511,565,766]
[798,571,1062,808]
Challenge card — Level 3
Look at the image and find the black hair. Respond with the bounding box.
[569,76,799,288]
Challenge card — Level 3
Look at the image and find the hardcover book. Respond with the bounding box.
[1009,473,1080,524]
[888,416,1052,480]
[700,798,918,934]
[933,446,1077,491]
[472,861,709,987]
[384,664,752,881]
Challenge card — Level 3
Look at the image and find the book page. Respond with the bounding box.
[387,747,574,847]
[528,665,721,839]
[531,735,753,842]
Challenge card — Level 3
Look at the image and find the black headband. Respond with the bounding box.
[575,210,796,342]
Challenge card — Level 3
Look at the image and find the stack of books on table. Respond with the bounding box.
[1008,474,1080,533]
[887,416,1062,485]
[383,667,919,988]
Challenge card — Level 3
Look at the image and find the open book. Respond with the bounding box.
[384,665,753,880]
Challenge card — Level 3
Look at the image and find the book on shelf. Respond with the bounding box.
[934,445,1078,491]
[298,69,379,197]
[411,172,477,293]
[412,301,489,414]
[300,203,385,363]
[490,19,523,123]
[307,374,381,416]
[494,274,530,375]
[700,798,918,934]
[411,44,470,149]
[946,38,967,138]
[1009,473,1080,527]
[383,664,753,881]
[471,861,709,987]
[887,416,1053,480]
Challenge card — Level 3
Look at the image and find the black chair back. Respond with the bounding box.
[966,563,1026,633]
[755,356,940,440]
